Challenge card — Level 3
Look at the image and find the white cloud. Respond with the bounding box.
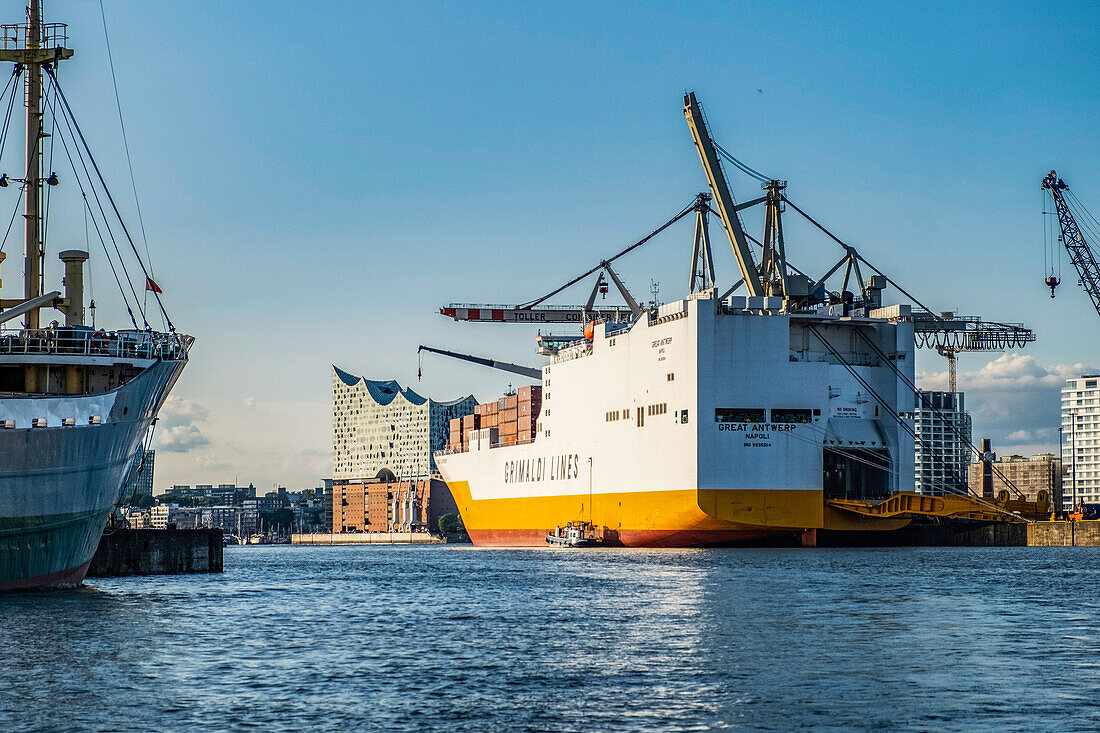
[154,396,211,453]
[918,353,1095,456]
[152,397,330,493]
[156,424,211,453]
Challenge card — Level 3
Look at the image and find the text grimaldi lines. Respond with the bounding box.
[504,454,582,484]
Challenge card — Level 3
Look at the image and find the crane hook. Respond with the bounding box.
[1045,275,1060,298]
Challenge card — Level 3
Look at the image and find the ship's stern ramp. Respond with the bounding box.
[826,491,1040,524]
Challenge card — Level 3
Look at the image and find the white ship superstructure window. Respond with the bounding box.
[772,408,812,424]
[715,408,765,423]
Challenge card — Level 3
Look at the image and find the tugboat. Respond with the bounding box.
[546,522,602,547]
[0,1,190,590]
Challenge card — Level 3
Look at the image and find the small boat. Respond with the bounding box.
[546,522,602,547]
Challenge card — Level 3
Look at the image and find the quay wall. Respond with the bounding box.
[292,532,445,545]
[819,521,1028,547]
[88,528,223,576]
[1028,521,1100,547]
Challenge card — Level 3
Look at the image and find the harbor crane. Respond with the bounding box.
[1042,170,1100,317]
[439,92,1035,384]
[417,345,541,381]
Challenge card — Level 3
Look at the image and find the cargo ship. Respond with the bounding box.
[0,1,189,590]
[436,292,917,546]
[432,95,945,547]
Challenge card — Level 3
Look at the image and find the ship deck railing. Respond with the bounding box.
[439,436,537,455]
[549,341,592,364]
[0,327,189,360]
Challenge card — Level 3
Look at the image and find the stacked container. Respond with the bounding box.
[446,387,543,450]
[448,417,463,450]
[517,385,542,443]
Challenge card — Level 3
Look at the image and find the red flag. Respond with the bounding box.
[145,276,163,294]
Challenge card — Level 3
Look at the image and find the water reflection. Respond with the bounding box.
[2,546,1100,731]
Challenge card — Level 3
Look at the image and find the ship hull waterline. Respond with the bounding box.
[446,481,911,548]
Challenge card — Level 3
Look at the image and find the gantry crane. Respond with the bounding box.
[438,93,1035,381]
[1042,170,1100,317]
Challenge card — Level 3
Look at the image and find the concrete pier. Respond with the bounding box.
[88,528,223,577]
[291,532,445,545]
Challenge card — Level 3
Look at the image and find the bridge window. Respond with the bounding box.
[771,408,812,424]
[715,408,765,423]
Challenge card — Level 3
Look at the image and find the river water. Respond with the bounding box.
[3,545,1100,731]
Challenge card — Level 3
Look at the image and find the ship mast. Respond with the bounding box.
[0,0,72,329]
[24,0,42,326]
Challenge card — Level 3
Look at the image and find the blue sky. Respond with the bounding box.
[5,1,1097,489]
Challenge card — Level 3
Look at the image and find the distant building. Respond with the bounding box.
[331,366,476,482]
[967,450,1062,508]
[239,499,259,535]
[332,479,458,533]
[125,508,149,529]
[123,449,155,498]
[149,504,176,529]
[1062,376,1100,510]
[322,479,333,532]
[914,390,972,496]
[202,506,244,536]
[172,507,203,529]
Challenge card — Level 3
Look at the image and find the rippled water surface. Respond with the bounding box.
[4,545,1100,731]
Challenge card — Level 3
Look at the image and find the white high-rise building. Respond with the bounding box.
[914,390,972,495]
[332,367,476,483]
[1061,375,1100,511]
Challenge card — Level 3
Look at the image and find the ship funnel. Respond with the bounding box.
[58,250,89,327]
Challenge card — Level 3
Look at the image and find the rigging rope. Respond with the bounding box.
[805,323,1022,518]
[47,72,139,329]
[518,197,699,309]
[45,66,174,332]
[0,64,22,254]
[40,62,59,257]
[99,0,156,324]
[712,140,771,183]
[851,327,1029,500]
[46,70,144,328]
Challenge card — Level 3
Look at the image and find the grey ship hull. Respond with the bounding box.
[0,359,186,591]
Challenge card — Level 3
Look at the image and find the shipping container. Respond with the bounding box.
[518,385,542,401]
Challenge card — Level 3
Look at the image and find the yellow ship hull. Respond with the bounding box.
[446,481,911,547]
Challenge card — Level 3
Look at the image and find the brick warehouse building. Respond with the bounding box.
[331,366,473,533]
[332,479,459,533]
